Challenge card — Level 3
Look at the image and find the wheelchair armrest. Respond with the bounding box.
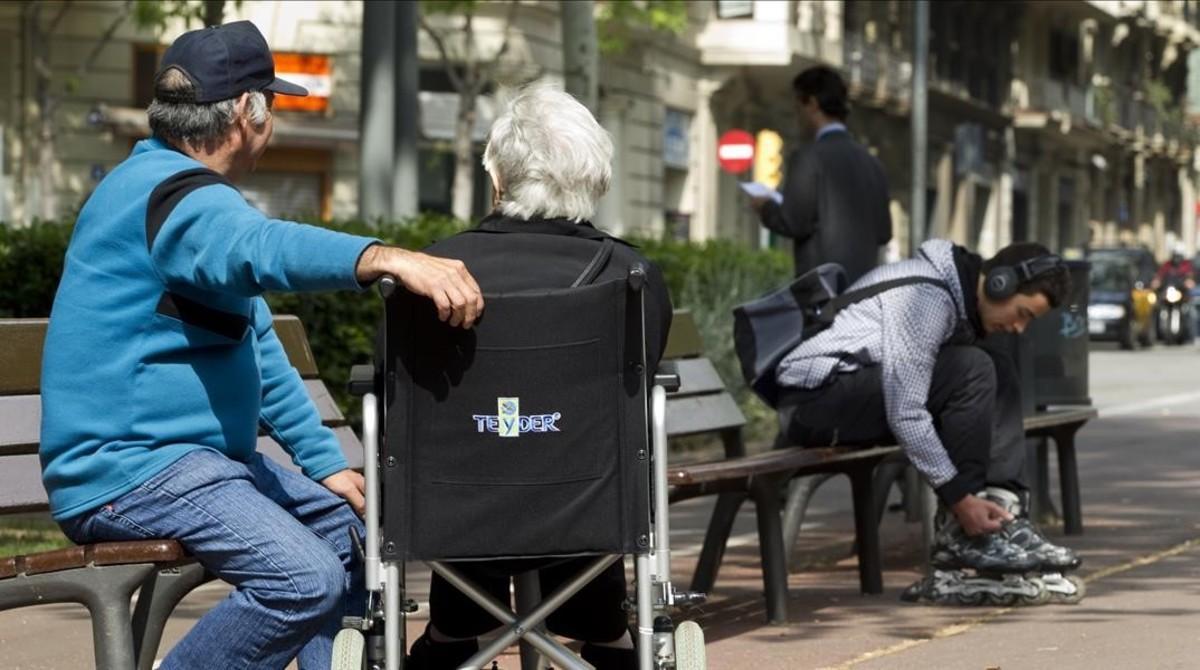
[654,360,682,393]
[348,364,375,397]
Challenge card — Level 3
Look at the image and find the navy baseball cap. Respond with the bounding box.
[155,21,307,104]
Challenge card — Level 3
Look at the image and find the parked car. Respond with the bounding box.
[1087,257,1143,349]
[1086,247,1157,348]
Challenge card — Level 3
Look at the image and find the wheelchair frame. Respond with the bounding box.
[340,273,702,670]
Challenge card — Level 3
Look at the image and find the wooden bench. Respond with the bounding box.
[658,312,900,625]
[0,316,360,670]
[663,320,1097,625]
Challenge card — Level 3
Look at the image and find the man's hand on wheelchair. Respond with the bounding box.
[356,244,485,328]
[322,469,366,517]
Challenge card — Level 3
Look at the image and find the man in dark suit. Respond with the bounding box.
[751,66,893,283]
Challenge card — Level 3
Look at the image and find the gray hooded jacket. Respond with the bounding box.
[776,239,968,488]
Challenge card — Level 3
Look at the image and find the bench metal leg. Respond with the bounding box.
[1053,425,1084,535]
[132,562,211,670]
[0,563,158,670]
[1033,437,1061,525]
[870,456,907,528]
[690,491,747,594]
[749,476,788,624]
[903,465,924,523]
[781,473,836,566]
[848,466,883,595]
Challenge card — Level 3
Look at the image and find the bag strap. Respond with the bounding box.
[571,238,615,287]
[815,276,951,328]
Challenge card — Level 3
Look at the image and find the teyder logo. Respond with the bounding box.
[473,397,562,437]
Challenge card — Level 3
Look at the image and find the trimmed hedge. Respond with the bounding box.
[1,217,790,438]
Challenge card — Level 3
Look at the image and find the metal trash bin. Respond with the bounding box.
[1026,260,1091,408]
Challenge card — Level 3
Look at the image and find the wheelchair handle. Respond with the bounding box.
[378,274,398,298]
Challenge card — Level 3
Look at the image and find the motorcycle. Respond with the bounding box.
[1156,277,1193,345]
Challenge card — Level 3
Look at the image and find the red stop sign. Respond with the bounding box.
[717,129,755,174]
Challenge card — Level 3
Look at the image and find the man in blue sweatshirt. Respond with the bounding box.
[40,22,482,669]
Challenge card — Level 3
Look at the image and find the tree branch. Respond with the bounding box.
[47,0,73,36]
[479,0,519,87]
[419,14,465,93]
[78,0,133,79]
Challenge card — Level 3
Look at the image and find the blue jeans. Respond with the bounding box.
[59,449,365,670]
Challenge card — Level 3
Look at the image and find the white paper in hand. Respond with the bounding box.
[738,181,783,205]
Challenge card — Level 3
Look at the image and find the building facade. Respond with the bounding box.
[2,0,1199,262]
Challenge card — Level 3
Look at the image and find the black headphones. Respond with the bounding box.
[984,255,1064,300]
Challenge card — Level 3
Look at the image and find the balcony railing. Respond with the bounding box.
[843,34,911,106]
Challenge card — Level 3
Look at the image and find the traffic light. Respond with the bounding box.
[754,129,784,189]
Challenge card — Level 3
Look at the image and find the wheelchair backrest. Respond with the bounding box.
[378,276,652,561]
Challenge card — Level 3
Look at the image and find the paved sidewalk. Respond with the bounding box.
[5,347,1200,668]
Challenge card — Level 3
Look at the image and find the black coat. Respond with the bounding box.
[759,130,893,284]
[425,213,674,366]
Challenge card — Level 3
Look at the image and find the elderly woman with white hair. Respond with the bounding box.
[406,81,672,670]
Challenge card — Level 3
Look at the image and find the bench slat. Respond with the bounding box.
[668,359,727,397]
[255,425,364,473]
[0,316,319,397]
[273,316,320,378]
[0,318,48,396]
[669,445,899,486]
[0,454,50,513]
[1022,407,1097,431]
[0,427,365,515]
[1,380,345,459]
[663,310,704,360]
[666,393,746,437]
[304,379,347,426]
[0,395,39,457]
[1,540,190,580]
[669,408,1097,491]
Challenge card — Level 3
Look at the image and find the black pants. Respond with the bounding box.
[777,344,1026,502]
[429,558,627,642]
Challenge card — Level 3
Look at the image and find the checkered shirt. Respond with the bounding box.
[775,239,968,488]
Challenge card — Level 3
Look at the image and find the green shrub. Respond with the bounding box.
[635,237,791,441]
[0,220,75,318]
[0,216,790,438]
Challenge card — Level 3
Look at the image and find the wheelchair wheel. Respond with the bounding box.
[673,620,706,670]
[331,628,365,670]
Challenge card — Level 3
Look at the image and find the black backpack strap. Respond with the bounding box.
[816,276,950,327]
[571,238,615,287]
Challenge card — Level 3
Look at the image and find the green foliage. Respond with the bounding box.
[1094,81,1115,127]
[635,236,792,440]
[420,0,481,16]
[0,516,72,555]
[0,215,789,439]
[133,0,239,32]
[263,214,468,420]
[597,0,690,55]
[1143,79,1173,113]
[0,220,75,318]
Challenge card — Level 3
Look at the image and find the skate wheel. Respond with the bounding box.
[331,628,364,670]
[1052,575,1086,604]
[673,620,706,670]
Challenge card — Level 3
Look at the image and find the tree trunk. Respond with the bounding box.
[31,10,57,220]
[451,88,478,221]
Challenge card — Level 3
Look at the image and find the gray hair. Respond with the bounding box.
[147,67,269,147]
[483,81,613,222]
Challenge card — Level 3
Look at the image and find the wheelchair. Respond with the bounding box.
[332,266,707,670]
